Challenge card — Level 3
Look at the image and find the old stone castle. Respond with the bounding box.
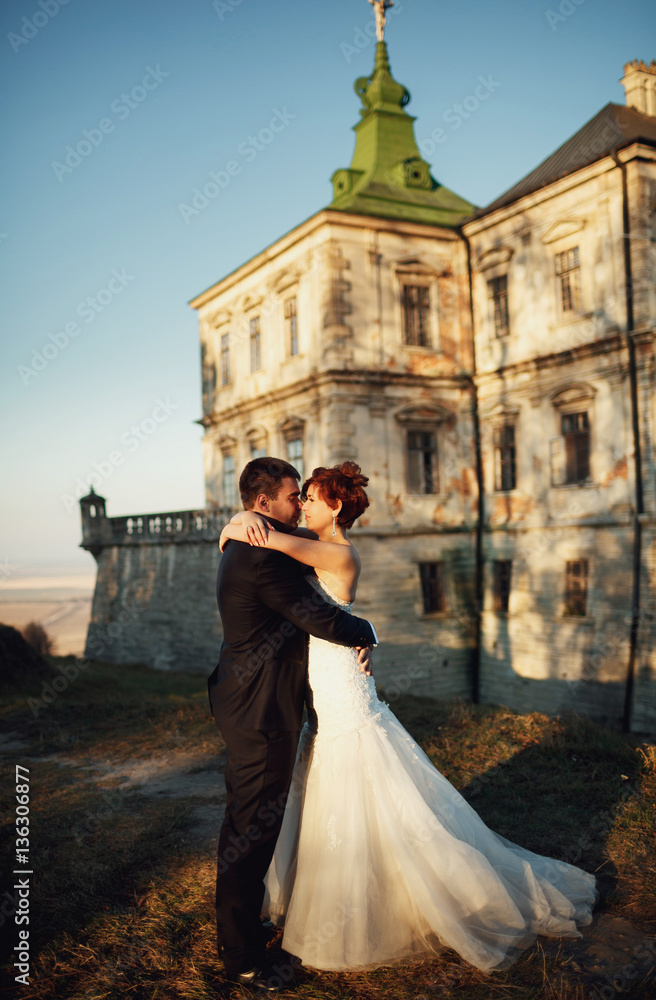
[80,41,656,733]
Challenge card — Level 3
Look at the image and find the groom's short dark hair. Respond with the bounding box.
[239,457,300,509]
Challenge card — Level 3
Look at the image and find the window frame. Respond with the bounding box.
[401,282,433,348]
[561,410,591,485]
[220,332,231,387]
[492,559,512,613]
[487,273,510,339]
[285,435,304,483]
[406,427,439,495]
[249,315,262,373]
[555,245,581,314]
[419,561,446,614]
[564,559,588,617]
[221,453,239,508]
[493,423,516,492]
[284,295,299,357]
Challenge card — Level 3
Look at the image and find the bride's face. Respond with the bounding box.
[301,484,340,535]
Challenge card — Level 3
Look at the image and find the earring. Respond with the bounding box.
[332,512,337,537]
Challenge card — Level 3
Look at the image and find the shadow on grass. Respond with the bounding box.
[0,664,654,999]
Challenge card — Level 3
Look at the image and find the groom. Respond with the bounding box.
[208,456,377,993]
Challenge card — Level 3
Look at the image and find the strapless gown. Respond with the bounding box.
[263,576,597,972]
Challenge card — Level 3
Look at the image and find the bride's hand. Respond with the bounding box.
[242,510,275,546]
[355,646,373,677]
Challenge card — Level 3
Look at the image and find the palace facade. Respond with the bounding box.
[81,52,656,732]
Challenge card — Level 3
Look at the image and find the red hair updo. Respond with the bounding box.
[302,461,370,529]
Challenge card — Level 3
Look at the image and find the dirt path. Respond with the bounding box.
[2,732,654,993]
[0,731,226,851]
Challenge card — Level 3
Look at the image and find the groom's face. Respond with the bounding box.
[265,476,302,527]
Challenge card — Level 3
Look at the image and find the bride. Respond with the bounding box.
[219,461,597,973]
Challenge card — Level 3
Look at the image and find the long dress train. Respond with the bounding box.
[263,577,597,972]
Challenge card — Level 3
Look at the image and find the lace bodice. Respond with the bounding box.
[305,574,381,742]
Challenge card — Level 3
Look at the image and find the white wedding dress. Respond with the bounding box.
[263,576,597,972]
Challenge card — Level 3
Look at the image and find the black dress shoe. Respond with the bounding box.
[230,965,285,994]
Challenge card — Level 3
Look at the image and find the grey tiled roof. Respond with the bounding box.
[483,103,656,214]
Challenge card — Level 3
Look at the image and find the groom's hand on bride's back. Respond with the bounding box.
[356,646,374,677]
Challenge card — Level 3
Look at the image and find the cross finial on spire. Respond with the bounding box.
[369,0,393,42]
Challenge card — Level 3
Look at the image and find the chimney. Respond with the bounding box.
[621,59,656,116]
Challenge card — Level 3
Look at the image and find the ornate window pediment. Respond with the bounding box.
[278,415,305,434]
[208,307,232,328]
[395,403,451,425]
[240,293,264,313]
[217,433,237,452]
[474,246,514,271]
[394,255,448,277]
[541,218,586,245]
[271,266,302,294]
[551,383,596,410]
[246,424,267,445]
[481,402,520,422]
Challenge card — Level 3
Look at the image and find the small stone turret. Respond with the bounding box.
[80,487,108,557]
[621,59,656,117]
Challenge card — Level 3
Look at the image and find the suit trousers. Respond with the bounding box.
[215,725,300,975]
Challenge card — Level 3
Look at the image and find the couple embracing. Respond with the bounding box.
[208,457,597,994]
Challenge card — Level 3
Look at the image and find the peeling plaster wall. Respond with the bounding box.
[464,152,656,731]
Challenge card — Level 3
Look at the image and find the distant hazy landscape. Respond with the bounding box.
[0,564,95,656]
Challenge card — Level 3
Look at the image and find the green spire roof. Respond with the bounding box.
[330,42,475,227]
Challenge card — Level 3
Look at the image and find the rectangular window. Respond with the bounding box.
[493,424,516,491]
[562,412,590,483]
[284,296,298,356]
[407,430,437,494]
[419,562,446,614]
[222,454,238,507]
[250,446,266,459]
[402,284,431,347]
[220,333,231,386]
[286,436,303,483]
[555,246,581,312]
[493,560,512,612]
[565,559,588,616]
[488,275,509,338]
[249,316,261,372]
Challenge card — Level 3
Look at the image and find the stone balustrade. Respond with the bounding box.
[81,506,231,552]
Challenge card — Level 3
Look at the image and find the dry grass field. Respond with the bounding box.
[1,654,655,999]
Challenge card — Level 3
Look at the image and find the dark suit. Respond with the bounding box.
[208,522,377,975]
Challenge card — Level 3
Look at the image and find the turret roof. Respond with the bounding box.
[329,41,475,227]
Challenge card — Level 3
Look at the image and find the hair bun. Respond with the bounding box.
[337,461,369,488]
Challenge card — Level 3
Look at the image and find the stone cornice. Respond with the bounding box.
[189,210,462,310]
[201,368,474,427]
[473,332,627,388]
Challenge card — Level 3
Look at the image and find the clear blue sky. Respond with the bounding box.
[1,0,652,572]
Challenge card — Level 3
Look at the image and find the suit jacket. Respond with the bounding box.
[208,521,377,732]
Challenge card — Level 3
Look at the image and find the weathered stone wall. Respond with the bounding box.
[83,528,477,700]
[85,540,222,674]
[480,523,635,726]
